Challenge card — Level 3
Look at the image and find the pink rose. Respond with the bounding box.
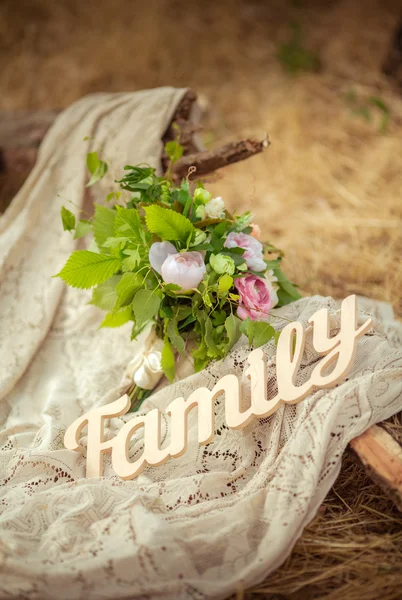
[235,274,278,321]
[161,251,206,291]
[224,232,266,271]
[149,241,177,274]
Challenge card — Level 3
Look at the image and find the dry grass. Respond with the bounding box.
[1,0,402,597]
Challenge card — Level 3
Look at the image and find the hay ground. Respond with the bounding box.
[1,0,402,598]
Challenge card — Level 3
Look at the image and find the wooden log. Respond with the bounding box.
[0,89,267,210]
[350,425,402,511]
[382,19,402,86]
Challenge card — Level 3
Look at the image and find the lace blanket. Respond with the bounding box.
[1,89,402,600]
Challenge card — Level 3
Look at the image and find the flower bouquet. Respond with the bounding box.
[56,146,301,409]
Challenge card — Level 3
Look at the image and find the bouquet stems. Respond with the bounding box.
[126,383,153,412]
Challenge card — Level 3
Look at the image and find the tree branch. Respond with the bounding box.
[171,137,269,182]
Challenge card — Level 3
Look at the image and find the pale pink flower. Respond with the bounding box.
[224,232,266,271]
[149,241,177,274]
[161,251,206,290]
[235,274,278,321]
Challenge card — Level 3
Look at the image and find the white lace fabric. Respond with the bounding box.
[1,89,402,600]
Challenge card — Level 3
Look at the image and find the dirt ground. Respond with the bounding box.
[1,0,402,598]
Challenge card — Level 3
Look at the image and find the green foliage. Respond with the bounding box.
[100,305,132,328]
[132,289,161,329]
[74,220,92,239]
[225,314,241,350]
[144,204,194,245]
[121,248,141,272]
[277,23,320,75]
[56,151,302,398]
[114,206,143,241]
[115,272,142,309]
[93,205,116,250]
[55,251,121,289]
[86,152,108,187]
[218,273,233,294]
[165,140,184,163]
[240,319,277,348]
[275,266,302,306]
[344,89,391,134]
[167,317,185,354]
[61,206,76,232]
[161,336,175,382]
[90,275,120,311]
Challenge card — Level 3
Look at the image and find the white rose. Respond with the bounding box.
[125,337,165,390]
[205,196,225,219]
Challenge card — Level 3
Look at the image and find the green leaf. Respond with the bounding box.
[240,318,255,346]
[225,314,241,350]
[161,336,175,382]
[212,310,227,326]
[55,251,121,289]
[93,205,116,250]
[275,267,302,305]
[144,204,194,245]
[218,273,234,294]
[86,152,108,187]
[252,322,276,348]
[90,275,120,311]
[167,318,185,355]
[205,316,220,356]
[122,248,141,272]
[115,272,143,309]
[132,289,161,329]
[114,206,145,244]
[74,219,92,239]
[61,206,76,232]
[100,306,132,328]
[106,191,121,203]
[165,140,184,163]
[87,152,99,174]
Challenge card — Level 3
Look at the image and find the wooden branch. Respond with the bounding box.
[350,425,402,511]
[172,137,269,182]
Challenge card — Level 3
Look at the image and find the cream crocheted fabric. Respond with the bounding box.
[1,89,401,600]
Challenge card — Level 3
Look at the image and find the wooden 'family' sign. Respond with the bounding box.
[65,295,372,480]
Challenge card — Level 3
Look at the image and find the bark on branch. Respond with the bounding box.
[171,137,268,182]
